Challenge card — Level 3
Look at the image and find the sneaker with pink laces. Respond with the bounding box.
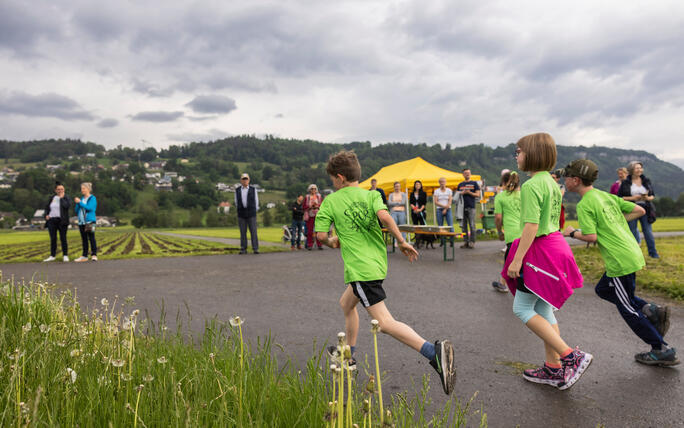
[558,348,592,390]
[522,364,564,387]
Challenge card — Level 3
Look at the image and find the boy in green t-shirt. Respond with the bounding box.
[314,150,456,394]
[562,159,678,366]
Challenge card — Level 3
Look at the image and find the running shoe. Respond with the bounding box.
[635,347,680,367]
[643,303,670,338]
[558,348,592,390]
[43,256,56,262]
[63,255,69,262]
[522,365,564,387]
[491,281,508,293]
[74,256,88,262]
[429,340,456,395]
[91,255,98,261]
[326,345,356,369]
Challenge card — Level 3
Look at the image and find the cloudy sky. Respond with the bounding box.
[1,1,684,167]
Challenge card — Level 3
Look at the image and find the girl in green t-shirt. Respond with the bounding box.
[508,133,592,390]
[491,171,521,292]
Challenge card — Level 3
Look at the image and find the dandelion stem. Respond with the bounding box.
[238,321,244,427]
[338,364,344,428]
[133,386,142,428]
[346,366,352,428]
[372,321,384,426]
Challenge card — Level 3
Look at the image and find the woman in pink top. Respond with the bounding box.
[303,184,324,250]
[609,167,627,195]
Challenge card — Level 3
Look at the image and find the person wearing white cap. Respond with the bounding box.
[235,173,259,254]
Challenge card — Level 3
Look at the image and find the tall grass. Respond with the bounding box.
[0,272,486,427]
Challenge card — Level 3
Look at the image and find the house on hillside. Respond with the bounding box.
[164,171,178,178]
[46,164,62,172]
[145,161,166,170]
[155,177,173,191]
[31,210,46,227]
[145,172,161,184]
[217,201,231,214]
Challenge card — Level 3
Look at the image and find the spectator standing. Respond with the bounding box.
[43,181,71,262]
[387,181,408,241]
[456,168,480,248]
[290,194,305,250]
[610,167,628,195]
[369,178,388,206]
[618,161,659,258]
[74,182,98,262]
[433,177,454,232]
[409,180,427,225]
[303,184,323,250]
[235,173,260,254]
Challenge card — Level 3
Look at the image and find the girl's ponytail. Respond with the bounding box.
[501,171,520,193]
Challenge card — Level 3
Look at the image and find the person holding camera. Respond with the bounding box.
[618,161,659,258]
[43,181,71,262]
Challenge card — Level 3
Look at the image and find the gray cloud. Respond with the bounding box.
[185,95,237,114]
[0,91,94,120]
[97,118,119,128]
[0,1,63,55]
[130,111,184,122]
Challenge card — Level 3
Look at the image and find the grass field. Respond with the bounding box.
[0,230,283,264]
[0,276,487,427]
[565,216,684,233]
[573,236,684,300]
[164,227,286,243]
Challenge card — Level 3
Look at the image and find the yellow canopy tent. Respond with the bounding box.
[359,157,480,195]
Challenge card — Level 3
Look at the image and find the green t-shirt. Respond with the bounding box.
[314,186,388,283]
[576,188,644,277]
[520,171,562,237]
[494,190,522,243]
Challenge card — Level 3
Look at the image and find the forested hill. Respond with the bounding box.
[2,136,684,198]
[159,136,684,198]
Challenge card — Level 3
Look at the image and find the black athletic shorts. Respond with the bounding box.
[348,280,386,308]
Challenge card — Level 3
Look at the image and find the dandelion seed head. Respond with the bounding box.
[229,316,243,327]
[121,373,132,381]
[66,367,77,383]
[136,384,144,392]
[22,322,32,332]
[111,359,125,368]
[100,298,109,306]
[330,364,337,371]
[130,309,140,318]
[39,324,48,333]
[70,349,81,358]
[157,356,168,364]
[143,374,154,382]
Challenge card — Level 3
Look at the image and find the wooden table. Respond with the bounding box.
[382,225,464,261]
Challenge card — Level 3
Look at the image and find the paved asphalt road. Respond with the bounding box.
[2,239,682,427]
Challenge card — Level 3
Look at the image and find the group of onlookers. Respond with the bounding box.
[43,181,98,262]
[611,161,659,258]
[289,183,324,250]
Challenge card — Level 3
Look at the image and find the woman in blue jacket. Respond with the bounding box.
[74,182,98,262]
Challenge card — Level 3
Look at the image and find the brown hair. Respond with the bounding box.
[500,171,520,193]
[516,133,557,172]
[627,161,643,176]
[326,150,361,182]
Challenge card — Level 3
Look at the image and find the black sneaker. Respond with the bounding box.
[326,345,356,369]
[429,340,455,395]
[643,304,670,338]
[635,347,680,366]
[491,281,508,293]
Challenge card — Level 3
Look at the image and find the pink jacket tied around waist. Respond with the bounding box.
[501,232,583,310]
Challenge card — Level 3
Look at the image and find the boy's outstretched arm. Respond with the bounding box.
[377,209,419,262]
[624,204,646,222]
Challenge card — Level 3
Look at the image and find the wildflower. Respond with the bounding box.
[136,384,144,392]
[157,356,168,364]
[66,367,77,383]
[122,318,135,331]
[55,341,66,347]
[371,319,381,333]
[143,374,154,382]
[111,359,125,368]
[70,349,81,358]
[39,324,48,333]
[125,403,133,412]
[209,352,215,362]
[101,298,109,306]
[22,321,32,333]
[121,373,132,381]
[229,316,243,327]
[161,325,168,332]
[130,309,140,318]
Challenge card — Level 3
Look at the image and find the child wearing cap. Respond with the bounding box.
[314,150,457,394]
[563,159,678,366]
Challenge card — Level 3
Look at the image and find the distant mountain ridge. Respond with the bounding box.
[2,137,683,198]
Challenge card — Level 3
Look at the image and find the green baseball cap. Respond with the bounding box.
[562,159,599,182]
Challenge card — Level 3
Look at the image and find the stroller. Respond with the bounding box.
[281,224,307,245]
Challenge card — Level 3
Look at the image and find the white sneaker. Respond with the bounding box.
[63,255,69,262]
[43,256,56,262]
[91,255,98,261]
[74,256,88,262]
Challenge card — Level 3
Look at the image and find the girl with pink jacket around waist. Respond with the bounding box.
[504,133,592,390]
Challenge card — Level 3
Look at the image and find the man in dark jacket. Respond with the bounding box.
[291,194,305,250]
[235,173,260,254]
[44,181,71,262]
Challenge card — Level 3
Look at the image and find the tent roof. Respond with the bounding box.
[359,157,481,195]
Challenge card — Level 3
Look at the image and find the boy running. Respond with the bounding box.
[562,159,678,366]
[315,151,456,394]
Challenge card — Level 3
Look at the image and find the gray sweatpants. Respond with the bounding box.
[461,207,477,243]
[238,216,259,251]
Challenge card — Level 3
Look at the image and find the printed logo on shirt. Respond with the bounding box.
[601,201,622,223]
[550,194,562,226]
[343,202,374,232]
